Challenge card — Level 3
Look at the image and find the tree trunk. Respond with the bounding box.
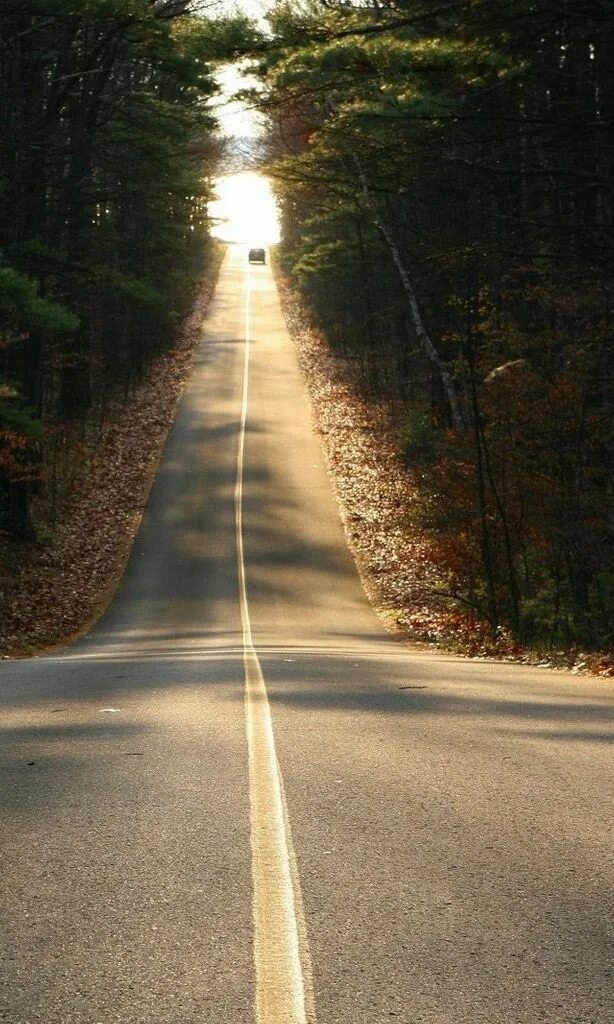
[355,160,466,431]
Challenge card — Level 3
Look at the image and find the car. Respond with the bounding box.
[248,247,266,264]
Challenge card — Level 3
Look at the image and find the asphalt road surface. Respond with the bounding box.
[1,245,613,1024]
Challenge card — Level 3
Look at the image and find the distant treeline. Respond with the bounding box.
[257,0,614,649]
[0,1,253,538]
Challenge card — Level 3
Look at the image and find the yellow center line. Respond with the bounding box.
[236,258,315,1024]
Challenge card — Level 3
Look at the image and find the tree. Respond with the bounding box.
[253,0,614,648]
[0,0,254,536]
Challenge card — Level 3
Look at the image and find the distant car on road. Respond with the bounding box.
[248,247,266,264]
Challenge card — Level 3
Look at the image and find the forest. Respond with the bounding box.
[253,0,614,651]
[0,1,256,541]
[1,0,612,656]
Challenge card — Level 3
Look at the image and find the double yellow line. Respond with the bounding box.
[235,261,315,1024]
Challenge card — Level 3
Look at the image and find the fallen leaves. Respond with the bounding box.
[0,255,222,656]
[1,252,610,679]
[276,273,612,678]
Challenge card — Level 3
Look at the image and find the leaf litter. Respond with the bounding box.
[276,273,613,679]
[0,252,610,678]
[0,260,221,657]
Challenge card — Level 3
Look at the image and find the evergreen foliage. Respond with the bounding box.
[0,1,246,536]
[255,0,614,649]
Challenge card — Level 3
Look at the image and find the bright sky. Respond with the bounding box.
[217,0,271,27]
[213,62,262,139]
[209,4,280,245]
[209,171,280,243]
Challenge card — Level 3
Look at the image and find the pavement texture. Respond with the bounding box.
[0,245,612,1024]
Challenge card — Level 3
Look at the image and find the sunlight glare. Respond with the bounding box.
[210,172,280,245]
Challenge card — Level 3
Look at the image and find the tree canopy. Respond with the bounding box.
[253,0,614,648]
[0,0,253,536]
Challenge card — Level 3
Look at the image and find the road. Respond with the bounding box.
[1,245,612,1024]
